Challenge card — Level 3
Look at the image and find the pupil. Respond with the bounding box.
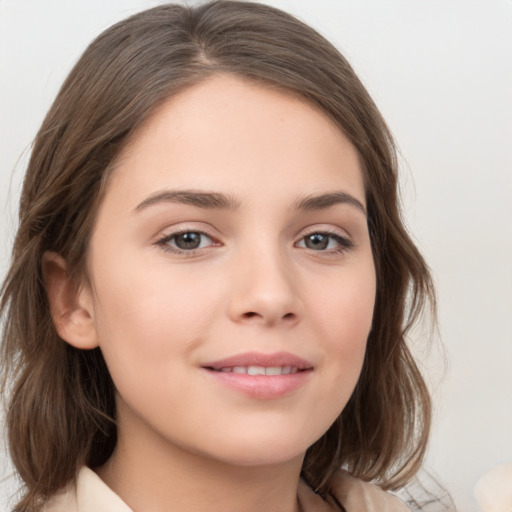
[176,232,201,249]
[306,234,328,250]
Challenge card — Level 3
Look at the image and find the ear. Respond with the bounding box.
[42,251,99,350]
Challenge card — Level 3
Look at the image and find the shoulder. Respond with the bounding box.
[42,467,132,512]
[298,471,410,511]
[42,480,78,512]
[328,471,410,512]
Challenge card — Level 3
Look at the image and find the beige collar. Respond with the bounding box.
[44,466,408,512]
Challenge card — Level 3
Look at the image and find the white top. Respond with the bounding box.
[43,466,410,512]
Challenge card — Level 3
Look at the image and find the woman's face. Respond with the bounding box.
[81,75,376,467]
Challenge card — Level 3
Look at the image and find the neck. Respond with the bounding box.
[96,411,305,512]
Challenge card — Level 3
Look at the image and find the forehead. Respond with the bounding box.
[105,74,365,210]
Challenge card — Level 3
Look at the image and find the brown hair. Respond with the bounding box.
[1,2,435,510]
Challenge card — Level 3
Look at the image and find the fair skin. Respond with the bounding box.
[45,75,376,512]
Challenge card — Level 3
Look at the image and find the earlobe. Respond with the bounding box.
[42,251,99,350]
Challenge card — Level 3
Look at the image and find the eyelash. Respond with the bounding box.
[155,229,353,256]
[297,230,354,254]
[156,229,217,255]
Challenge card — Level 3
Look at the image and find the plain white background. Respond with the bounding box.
[1,1,511,511]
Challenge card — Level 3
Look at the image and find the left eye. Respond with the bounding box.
[297,232,350,251]
[161,231,214,251]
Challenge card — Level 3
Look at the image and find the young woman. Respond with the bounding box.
[1,2,434,511]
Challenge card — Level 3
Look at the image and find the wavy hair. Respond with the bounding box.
[1,2,435,510]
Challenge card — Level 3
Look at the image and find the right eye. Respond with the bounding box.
[157,230,215,253]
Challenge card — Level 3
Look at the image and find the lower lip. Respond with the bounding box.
[202,369,312,399]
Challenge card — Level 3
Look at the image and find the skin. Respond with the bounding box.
[45,74,376,512]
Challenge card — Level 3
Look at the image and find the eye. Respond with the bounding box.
[158,230,215,252]
[296,232,353,252]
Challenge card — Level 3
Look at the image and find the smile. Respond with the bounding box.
[202,351,313,373]
[215,366,300,375]
[201,352,313,399]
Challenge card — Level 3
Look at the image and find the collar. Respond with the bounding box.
[76,467,133,512]
[45,466,408,512]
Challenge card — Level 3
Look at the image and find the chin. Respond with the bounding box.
[199,430,316,468]
[216,448,305,468]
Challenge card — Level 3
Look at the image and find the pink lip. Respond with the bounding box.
[201,351,313,400]
[202,351,313,370]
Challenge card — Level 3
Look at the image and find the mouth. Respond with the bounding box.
[207,365,303,375]
[201,352,313,399]
[201,351,313,373]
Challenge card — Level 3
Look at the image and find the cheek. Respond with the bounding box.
[292,263,375,444]
[89,253,222,372]
[307,261,375,387]
[89,263,221,419]
[311,261,375,338]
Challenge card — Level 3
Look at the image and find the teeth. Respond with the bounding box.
[217,366,299,375]
[248,366,265,375]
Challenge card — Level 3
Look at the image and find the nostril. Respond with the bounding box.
[242,311,295,321]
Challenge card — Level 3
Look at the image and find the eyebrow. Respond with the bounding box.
[294,192,366,216]
[133,189,366,216]
[133,189,241,212]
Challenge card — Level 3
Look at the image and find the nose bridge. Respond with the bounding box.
[228,235,301,325]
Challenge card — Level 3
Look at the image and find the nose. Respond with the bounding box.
[227,245,303,327]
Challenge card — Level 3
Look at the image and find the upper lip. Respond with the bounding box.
[202,351,313,371]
